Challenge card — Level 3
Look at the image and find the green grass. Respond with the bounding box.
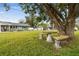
[0,31,79,56]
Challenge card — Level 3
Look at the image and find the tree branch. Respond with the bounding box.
[67,4,77,22]
[42,4,64,27]
[42,3,66,31]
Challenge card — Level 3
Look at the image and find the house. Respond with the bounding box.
[0,21,30,32]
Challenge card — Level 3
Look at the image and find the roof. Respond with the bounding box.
[0,21,30,27]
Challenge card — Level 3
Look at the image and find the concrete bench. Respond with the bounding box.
[39,33,47,40]
[53,35,69,48]
[39,30,69,48]
[39,30,59,42]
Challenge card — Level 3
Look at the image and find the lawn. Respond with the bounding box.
[0,31,79,56]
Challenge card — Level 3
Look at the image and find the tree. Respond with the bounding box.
[25,16,42,27]
[42,4,77,40]
[20,3,49,27]
[3,4,10,11]
[18,19,25,24]
[25,16,36,27]
[20,3,78,40]
[38,22,48,30]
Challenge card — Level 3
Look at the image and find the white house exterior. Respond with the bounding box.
[0,21,30,32]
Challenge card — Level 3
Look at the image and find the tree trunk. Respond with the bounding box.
[57,18,75,40]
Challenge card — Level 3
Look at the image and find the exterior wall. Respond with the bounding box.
[0,25,28,32]
[0,21,29,32]
[0,25,1,32]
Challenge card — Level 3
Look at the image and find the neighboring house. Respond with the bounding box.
[0,21,30,32]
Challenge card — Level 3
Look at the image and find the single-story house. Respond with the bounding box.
[0,21,30,32]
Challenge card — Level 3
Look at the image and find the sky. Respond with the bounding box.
[0,3,27,23]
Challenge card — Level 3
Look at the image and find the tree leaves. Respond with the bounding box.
[3,4,10,11]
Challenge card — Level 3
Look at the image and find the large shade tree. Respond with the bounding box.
[20,3,78,40]
[42,4,77,39]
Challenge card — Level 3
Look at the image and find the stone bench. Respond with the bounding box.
[53,35,69,48]
[39,30,59,42]
[39,33,47,40]
[39,31,69,49]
